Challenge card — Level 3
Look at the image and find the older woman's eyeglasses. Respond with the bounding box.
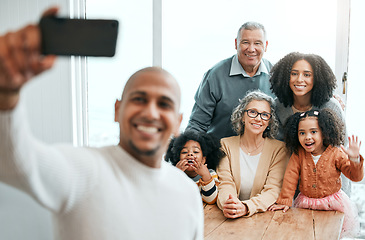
[244,109,272,121]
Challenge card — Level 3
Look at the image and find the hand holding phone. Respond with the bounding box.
[39,16,119,57]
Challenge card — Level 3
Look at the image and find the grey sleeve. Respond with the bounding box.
[186,71,218,133]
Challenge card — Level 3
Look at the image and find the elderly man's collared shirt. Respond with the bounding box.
[230,54,270,77]
[187,55,273,139]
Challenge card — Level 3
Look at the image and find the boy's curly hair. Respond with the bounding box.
[270,52,337,107]
[164,130,225,170]
[284,109,345,154]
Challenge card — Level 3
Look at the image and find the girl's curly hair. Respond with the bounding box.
[270,52,337,107]
[284,109,345,155]
[164,130,225,170]
[231,90,278,138]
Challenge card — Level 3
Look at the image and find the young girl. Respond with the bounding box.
[165,130,225,204]
[268,109,364,238]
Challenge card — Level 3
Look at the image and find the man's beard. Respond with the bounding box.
[128,140,159,156]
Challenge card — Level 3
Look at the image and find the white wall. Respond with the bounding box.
[0,1,74,239]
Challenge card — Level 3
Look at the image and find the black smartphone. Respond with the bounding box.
[39,16,119,57]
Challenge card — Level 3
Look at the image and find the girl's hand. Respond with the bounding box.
[341,135,361,160]
[267,203,290,212]
[191,158,211,182]
[222,194,247,218]
[175,159,190,172]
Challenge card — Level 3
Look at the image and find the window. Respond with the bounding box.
[86,0,153,147]
[347,0,365,236]
[87,0,339,146]
[162,0,338,130]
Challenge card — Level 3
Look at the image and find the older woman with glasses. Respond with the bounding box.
[217,90,289,218]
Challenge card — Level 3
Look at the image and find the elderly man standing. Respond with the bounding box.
[186,22,273,139]
[0,7,203,240]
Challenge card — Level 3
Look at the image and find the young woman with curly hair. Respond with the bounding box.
[269,52,350,194]
[165,130,225,204]
[270,52,346,137]
[268,109,363,239]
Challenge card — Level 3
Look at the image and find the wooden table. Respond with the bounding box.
[204,204,344,240]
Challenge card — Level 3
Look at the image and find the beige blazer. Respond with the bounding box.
[217,136,289,217]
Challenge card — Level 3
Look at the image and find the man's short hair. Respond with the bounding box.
[237,21,266,41]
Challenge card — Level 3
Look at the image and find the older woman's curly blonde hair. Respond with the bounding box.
[231,90,278,138]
